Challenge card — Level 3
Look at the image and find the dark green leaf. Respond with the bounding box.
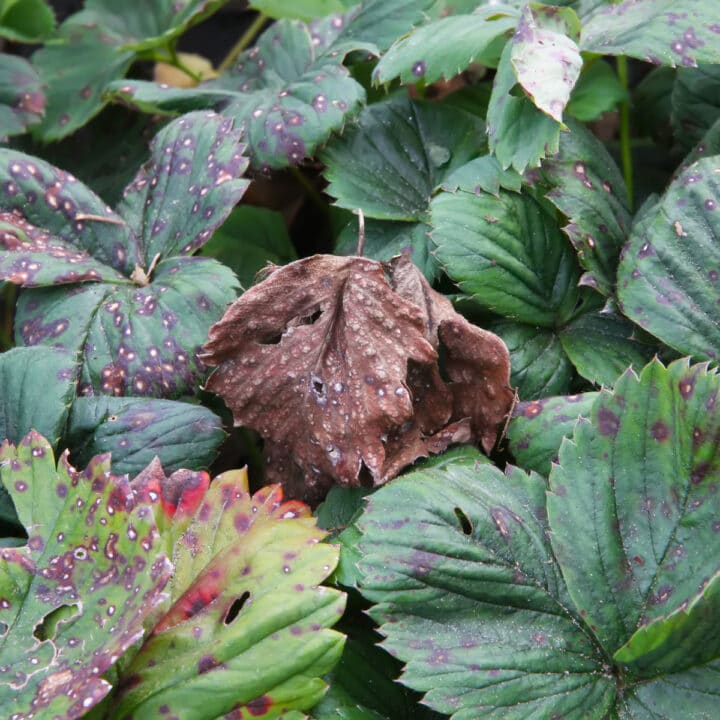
[559,311,656,386]
[507,391,598,476]
[200,205,296,291]
[440,154,522,196]
[372,6,517,85]
[566,59,627,122]
[357,462,615,719]
[632,66,675,140]
[581,0,720,67]
[315,486,371,532]
[617,156,720,362]
[0,54,45,138]
[0,0,55,42]
[65,396,225,476]
[0,346,76,448]
[671,64,720,148]
[430,188,581,326]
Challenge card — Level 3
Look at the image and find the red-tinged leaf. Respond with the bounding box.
[108,469,345,719]
[0,432,171,720]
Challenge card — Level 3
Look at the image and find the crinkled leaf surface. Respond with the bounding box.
[2,112,248,398]
[548,359,720,661]
[487,31,561,171]
[431,188,581,326]
[110,472,346,719]
[510,2,582,123]
[617,156,720,362]
[372,6,517,85]
[0,0,55,42]
[507,391,598,476]
[0,346,76,447]
[0,432,171,719]
[65,396,225,476]
[671,64,720,149]
[0,54,45,138]
[357,461,615,720]
[32,0,229,139]
[203,254,511,499]
[581,0,720,68]
[539,119,630,295]
[109,17,367,170]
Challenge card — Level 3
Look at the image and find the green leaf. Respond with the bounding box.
[491,321,573,399]
[200,205,297,291]
[110,475,346,718]
[671,64,720,148]
[316,486,370,533]
[566,59,627,122]
[559,311,656,386]
[0,54,45,138]
[539,119,630,295]
[372,6,517,85]
[0,431,171,718]
[108,18,367,169]
[0,346,77,447]
[249,0,353,21]
[2,112,248,399]
[357,462,615,720]
[487,29,562,171]
[510,2,582,123]
[322,97,485,221]
[65,396,225,476]
[0,0,55,42]
[507,391,598,476]
[548,359,720,655]
[617,156,720,362]
[440,154,522,196]
[581,0,720,67]
[430,188,581,326]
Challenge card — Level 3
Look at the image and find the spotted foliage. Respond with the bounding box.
[31,0,230,139]
[203,254,512,501]
[0,431,171,720]
[354,357,720,718]
[1,112,249,398]
[0,54,45,138]
[109,467,346,719]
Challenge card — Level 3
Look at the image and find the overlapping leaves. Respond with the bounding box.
[0,111,248,399]
[0,54,45,138]
[356,358,720,718]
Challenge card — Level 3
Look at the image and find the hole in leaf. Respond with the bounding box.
[258,333,282,345]
[311,375,325,398]
[454,507,473,535]
[224,592,250,625]
[300,308,322,325]
[0,621,7,636]
[33,603,80,641]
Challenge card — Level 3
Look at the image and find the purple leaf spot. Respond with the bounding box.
[596,408,620,436]
[650,420,670,441]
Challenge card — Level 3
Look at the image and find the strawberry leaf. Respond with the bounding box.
[0,431,171,719]
[2,112,249,398]
[0,54,45,138]
[110,470,346,719]
[0,0,55,43]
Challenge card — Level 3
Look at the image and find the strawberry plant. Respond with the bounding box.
[1,0,720,717]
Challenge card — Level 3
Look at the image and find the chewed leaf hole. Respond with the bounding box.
[224,591,250,625]
[33,603,80,641]
[0,621,8,636]
[300,308,322,325]
[258,333,282,345]
[311,375,325,398]
[454,507,472,535]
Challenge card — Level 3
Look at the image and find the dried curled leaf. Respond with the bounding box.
[203,254,512,499]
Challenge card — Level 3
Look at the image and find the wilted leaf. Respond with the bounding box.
[0,0,54,42]
[65,396,225,476]
[203,254,511,499]
[0,432,171,719]
[0,54,45,139]
[110,470,346,719]
[617,156,720,362]
[1,112,249,398]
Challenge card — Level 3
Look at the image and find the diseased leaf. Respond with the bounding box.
[0,0,55,42]
[372,6,517,85]
[0,432,171,719]
[510,2,582,123]
[110,471,346,719]
[617,156,720,362]
[581,0,720,68]
[2,112,249,399]
[356,461,615,720]
[0,54,45,138]
[507,391,598,475]
[203,254,512,500]
[548,359,720,655]
[65,396,225,476]
[0,346,77,447]
[430,188,581,326]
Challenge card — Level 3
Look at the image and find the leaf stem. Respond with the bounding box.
[218,12,268,74]
[616,56,633,211]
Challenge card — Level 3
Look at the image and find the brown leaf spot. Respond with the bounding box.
[650,420,670,441]
[596,408,620,436]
